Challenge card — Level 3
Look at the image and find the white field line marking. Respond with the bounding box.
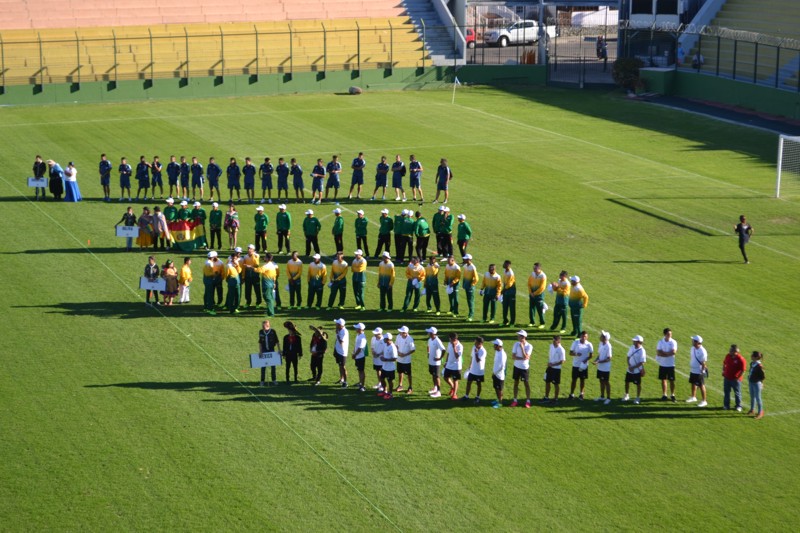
[1,177,402,532]
[766,409,800,417]
[584,181,800,261]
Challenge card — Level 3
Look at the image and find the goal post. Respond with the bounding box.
[777,134,800,198]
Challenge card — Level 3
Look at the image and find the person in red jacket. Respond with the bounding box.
[722,344,747,412]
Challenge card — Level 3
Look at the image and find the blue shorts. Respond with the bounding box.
[151,175,163,187]
[180,176,189,188]
[312,178,323,193]
[351,174,363,185]
[168,176,178,186]
[120,176,131,188]
[101,176,110,186]
[392,176,403,189]
[326,176,340,189]
[261,177,273,191]
[376,176,387,187]
[437,180,448,191]
[409,176,420,188]
[292,177,303,190]
[244,178,255,190]
[228,179,240,190]
[192,177,204,188]
[208,178,218,189]
[137,178,150,188]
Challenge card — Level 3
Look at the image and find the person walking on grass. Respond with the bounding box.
[352,323,368,392]
[333,318,349,388]
[491,339,507,408]
[734,215,753,264]
[656,327,678,402]
[463,337,486,404]
[426,327,446,398]
[748,351,765,419]
[259,320,280,386]
[592,330,613,405]
[395,325,415,394]
[686,335,708,407]
[443,332,464,400]
[527,262,547,328]
[379,333,399,400]
[432,158,452,204]
[723,344,747,412]
[568,331,593,400]
[623,335,646,405]
[543,335,566,405]
[510,330,532,408]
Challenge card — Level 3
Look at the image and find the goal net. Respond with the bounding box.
[777,134,800,198]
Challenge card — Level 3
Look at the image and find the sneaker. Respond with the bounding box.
[313,381,320,386]
[604,398,611,405]
[359,386,366,392]
[510,399,519,407]
[373,384,381,390]
[395,196,401,201]
[491,400,500,409]
[271,381,278,386]
[259,381,265,387]
[578,394,584,401]
[428,388,436,394]
[622,394,630,402]
[406,389,413,395]
[660,395,668,401]
[268,199,273,204]
[474,398,480,405]
[735,406,743,412]
[383,393,393,400]
[341,382,348,388]
[671,395,677,403]
[539,396,549,403]
[754,411,764,419]
[685,397,697,403]
[450,395,459,401]
[633,397,641,405]
[461,395,469,401]
[524,400,531,409]
[697,400,708,407]
[430,390,441,398]
[395,386,404,392]
[594,397,603,402]
[568,394,575,400]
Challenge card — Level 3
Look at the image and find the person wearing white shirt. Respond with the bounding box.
[395,326,416,394]
[351,323,368,392]
[624,335,647,404]
[463,337,487,403]
[426,326,446,397]
[333,318,349,388]
[656,327,678,402]
[370,327,385,391]
[687,335,708,407]
[379,333,399,399]
[443,332,464,399]
[592,330,613,405]
[510,330,533,408]
[491,339,507,408]
[568,331,594,400]
[543,335,566,404]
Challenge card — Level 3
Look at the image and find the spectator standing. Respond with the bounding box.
[722,344,747,412]
[734,215,753,264]
[686,335,708,407]
[623,335,646,404]
[748,351,765,419]
[656,327,678,402]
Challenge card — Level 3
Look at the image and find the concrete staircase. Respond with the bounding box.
[402,0,464,65]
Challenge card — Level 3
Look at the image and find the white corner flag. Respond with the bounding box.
[451,76,461,104]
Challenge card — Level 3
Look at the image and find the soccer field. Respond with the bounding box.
[1,86,798,531]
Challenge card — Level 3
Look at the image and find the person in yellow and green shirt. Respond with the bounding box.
[212,252,225,309]
[224,253,241,314]
[354,210,369,257]
[327,251,348,309]
[377,251,396,312]
[178,256,192,304]
[444,255,461,316]
[501,260,516,327]
[351,249,368,310]
[331,208,345,253]
[550,270,570,333]
[242,244,261,308]
[481,263,502,323]
[527,262,547,328]
[403,256,426,312]
[257,252,279,317]
[286,251,303,309]
[202,251,218,315]
[307,253,327,309]
[424,255,441,315]
[568,275,589,338]
[462,254,479,321]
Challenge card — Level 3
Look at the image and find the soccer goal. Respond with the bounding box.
[776,134,800,198]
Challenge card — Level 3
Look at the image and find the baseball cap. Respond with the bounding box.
[356,209,364,215]
[278,203,287,209]
[397,326,409,333]
[373,327,383,335]
[426,326,438,334]
[354,249,363,256]
[383,332,393,340]
[570,275,581,283]
[207,251,217,258]
[438,206,445,211]
[256,205,264,211]
[457,214,466,220]
[353,322,365,330]
[333,208,342,214]
[312,253,321,260]
[382,251,391,258]
[334,318,346,326]
[463,254,472,260]
[180,200,188,206]
[305,209,313,215]
[600,330,611,340]
[691,335,703,343]
[212,202,219,207]
[193,201,201,207]
[234,246,242,253]
[444,207,451,212]
[632,335,644,342]
[166,197,174,203]
[493,339,504,346]
[248,244,255,250]
[516,330,528,337]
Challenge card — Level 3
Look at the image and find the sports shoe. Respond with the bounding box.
[474,398,480,405]
[622,394,630,402]
[633,397,641,405]
[685,397,698,403]
[430,390,441,398]
[491,400,500,409]
[314,381,320,386]
[341,381,348,388]
[539,396,549,403]
[604,398,611,405]
[271,381,278,386]
[578,394,584,401]
[594,397,603,402]
[259,381,265,387]
[395,386,404,392]
[510,399,519,407]
[428,388,437,394]
[461,395,469,401]
[660,395,668,401]
[359,386,366,392]
[524,400,531,409]
[405,388,413,395]
[735,406,743,412]
[383,393,393,400]
[568,394,575,400]
[374,384,382,390]
[671,395,677,403]
[697,400,708,407]
[754,411,764,419]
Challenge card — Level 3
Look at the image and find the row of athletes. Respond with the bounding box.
[257,320,767,416]
[99,153,454,205]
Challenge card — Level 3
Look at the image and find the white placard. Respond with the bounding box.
[250,351,282,368]
[116,225,140,238]
[139,277,166,291]
[28,177,48,187]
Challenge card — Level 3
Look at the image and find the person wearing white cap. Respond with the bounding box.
[443,332,464,400]
[189,201,208,250]
[399,209,415,263]
[352,323,368,392]
[441,206,455,257]
[331,208,345,253]
[256,252,279,316]
[444,255,462,316]
[379,333,398,399]
[687,335,708,407]
[351,249,368,310]
[327,251,348,310]
[377,252,395,312]
[542,335,566,405]
[424,255,441,315]
[393,210,408,264]
[656,328,678,402]
[510,330,533,408]
[226,157,242,203]
[371,155,389,201]
[568,331,594,400]
[375,209,393,258]
[208,202,222,250]
[242,157,257,204]
[370,327,385,390]
[223,252,241,314]
[354,210,370,257]
[527,263,547,329]
[203,251,219,314]
[275,203,291,254]
[224,203,240,250]
[302,209,321,256]
[177,200,189,223]
[480,263,502,324]
[347,152,366,200]
[549,270,569,333]
[324,154,342,201]
[456,214,472,260]
[395,326,416,394]
[306,253,327,309]
[462,254,479,322]
[206,157,222,203]
[391,154,407,202]
[258,156,274,204]
[408,154,424,201]
[592,330,612,405]
[333,318,349,387]
[568,275,589,338]
[463,336,487,404]
[432,205,446,256]
[190,156,205,203]
[433,158,452,204]
[242,244,262,308]
[623,335,647,404]
[402,256,426,312]
[254,205,268,253]
[286,251,303,309]
[426,327,446,397]
[310,158,325,205]
[491,339,507,408]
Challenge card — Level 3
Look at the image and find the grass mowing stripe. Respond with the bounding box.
[0,176,403,532]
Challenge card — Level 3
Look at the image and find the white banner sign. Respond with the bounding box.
[139,277,166,291]
[28,177,48,187]
[116,225,140,238]
[250,351,282,368]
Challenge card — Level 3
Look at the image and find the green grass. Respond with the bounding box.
[1,86,799,532]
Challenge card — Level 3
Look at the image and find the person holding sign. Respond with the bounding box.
[32,155,47,201]
[258,320,280,386]
[115,206,137,252]
[144,256,160,306]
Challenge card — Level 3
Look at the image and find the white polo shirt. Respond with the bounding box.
[627,345,647,374]
[596,342,612,372]
[512,341,532,370]
[469,345,487,376]
[656,337,677,368]
[493,349,507,380]
[335,327,349,357]
[428,336,446,366]
[371,336,384,366]
[548,343,566,369]
[352,332,367,359]
[570,339,594,369]
[690,345,708,374]
[445,341,463,371]
[396,334,416,365]
[381,343,398,371]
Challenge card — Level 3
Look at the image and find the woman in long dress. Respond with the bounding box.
[63,162,82,202]
[137,207,154,249]
[46,160,64,200]
[160,260,179,306]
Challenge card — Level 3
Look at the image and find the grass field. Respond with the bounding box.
[1,86,799,532]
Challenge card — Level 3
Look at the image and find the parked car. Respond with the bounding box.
[465,28,476,49]
[484,20,557,47]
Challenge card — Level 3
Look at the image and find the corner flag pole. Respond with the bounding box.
[451,76,461,104]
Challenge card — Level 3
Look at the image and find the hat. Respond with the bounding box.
[193,201,201,207]
[397,326,409,333]
[444,207,451,212]
[180,200,188,206]
[234,246,242,253]
[309,324,325,337]
[383,332,393,340]
[570,275,580,283]
[278,204,287,209]
[334,318,346,326]
[438,206,445,211]
[207,251,216,258]
[463,254,472,260]
[516,330,528,337]
[353,322,365,330]
[333,208,342,214]
[457,214,466,220]
[166,197,174,204]
[632,335,644,342]
[493,339,504,346]
[248,244,255,250]
[402,209,410,216]
[305,209,314,215]
[284,321,299,334]
[426,326,438,334]
[256,206,264,211]
[691,335,703,343]
[354,249,363,256]
[382,251,391,258]
[313,253,321,260]
[373,327,383,335]
[381,208,389,214]
[356,209,364,215]
[212,202,219,207]
[600,330,611,341]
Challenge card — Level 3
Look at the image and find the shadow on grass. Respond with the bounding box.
[613,259,741,264]
[11,301,207,319]
[606,198,715,236]
[547,400,738,420]
[1,247,126,255]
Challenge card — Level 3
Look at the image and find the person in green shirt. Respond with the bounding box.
[331,208,344,253]
[190,201,208,249]
[208,202,222,250]
[164,198,178,223]
[275,204,292,254]
[354,209,369,257]
[254,205,269,252]
[177,200,190,221]
[414,210,430,260]
[375,208,393,259]
[432,205,445,256]
[393,210,406,264]
[456,214,473,260]
[303,209,321,256]
[441,207,454,257]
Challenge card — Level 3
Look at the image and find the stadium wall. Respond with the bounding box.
[0,65,547,105]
